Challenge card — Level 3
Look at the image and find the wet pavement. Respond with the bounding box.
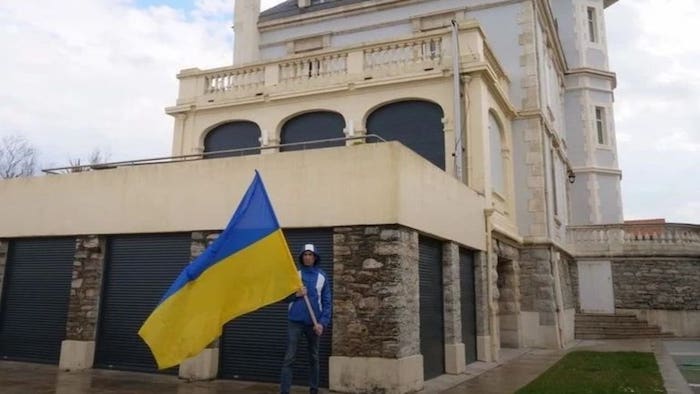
[438,349,563,394]
[1,339,697,393]
[663,340,700,394]
[435,339,693,394]
[0,361,313,394]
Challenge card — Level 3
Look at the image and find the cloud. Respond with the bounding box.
[606,0,700,223]
[0,0,235,168]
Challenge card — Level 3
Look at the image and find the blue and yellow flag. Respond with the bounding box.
[138,171,303,369]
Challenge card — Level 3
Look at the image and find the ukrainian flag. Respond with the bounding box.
[138,171,303,369]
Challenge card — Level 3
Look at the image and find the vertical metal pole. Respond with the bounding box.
[451,20,464,182]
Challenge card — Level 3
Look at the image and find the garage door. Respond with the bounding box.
[0,238,74,363]
[94,233,191,373]
[219,228,333,387]
[419,235,445,380]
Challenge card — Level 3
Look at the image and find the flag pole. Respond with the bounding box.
[303,294,319,326]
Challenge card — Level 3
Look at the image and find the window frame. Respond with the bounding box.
[587,7,598,43]
[595,106,607,145]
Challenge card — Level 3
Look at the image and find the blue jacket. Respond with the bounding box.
[287,264,332,327]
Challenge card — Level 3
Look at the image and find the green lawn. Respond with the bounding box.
[516,351,665,394]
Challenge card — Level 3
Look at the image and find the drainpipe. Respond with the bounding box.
[451,19,464,182]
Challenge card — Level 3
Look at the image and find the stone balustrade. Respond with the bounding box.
[567,223,700,257]
[172,22,509,107]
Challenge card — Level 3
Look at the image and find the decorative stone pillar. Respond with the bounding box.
[59,235,105,370]
[171,113,187,156]
[330,225,422,394]
[494,238,522,349]
[518,246,559,348]
[442,242,465,373]
[474,251,495,361]
[553,250,576,346]
[179,231,220,381]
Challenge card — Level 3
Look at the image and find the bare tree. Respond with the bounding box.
[66,148,111,173]
[0,135,37,179]
[87,148,109,165]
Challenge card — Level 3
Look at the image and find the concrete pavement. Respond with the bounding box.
[1,339,697,393]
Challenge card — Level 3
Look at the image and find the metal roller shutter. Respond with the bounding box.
[0,238,74,364]
[203,121,261,158]
[94,233,191,373]
[419,235,445,380]
[279,112,345,152]
[460,248,477,364]
[219,228,333,387]
[366,100,446,170]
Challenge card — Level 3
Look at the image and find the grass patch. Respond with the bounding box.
[516,351,665,394]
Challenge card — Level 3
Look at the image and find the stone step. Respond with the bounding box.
[574,313,675,340]
[576,332,675,339]
[575,327,663,335]
[575,321,655,328]
[575,314,639,322]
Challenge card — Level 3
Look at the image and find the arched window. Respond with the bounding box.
[203,121,261,159]
[489,112,505,194]
[280,111,345,152]
[366,100,445,169]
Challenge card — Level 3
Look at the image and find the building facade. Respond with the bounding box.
[0,1,698,393]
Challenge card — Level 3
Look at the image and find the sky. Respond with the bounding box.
[0,0,698,223]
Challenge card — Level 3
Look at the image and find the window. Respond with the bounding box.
[550,150,559,216]
[587,7,597,43]
[595,106,606,144]
[489,112,505,195]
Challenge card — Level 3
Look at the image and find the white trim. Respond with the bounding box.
[316,273,326,311]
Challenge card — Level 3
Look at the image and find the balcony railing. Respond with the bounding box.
[278,52,348,85]
[172,23,508,106]
[205,66,265,94]
[41,135,387,175]
[567,223,700,257]
[363,36,444,76]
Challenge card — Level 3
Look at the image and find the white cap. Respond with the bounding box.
[303,243,315,253]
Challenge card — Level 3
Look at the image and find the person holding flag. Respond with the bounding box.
[280,243,332,394]
[138,171,305,371]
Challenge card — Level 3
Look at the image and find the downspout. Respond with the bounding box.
[451,19,464,182]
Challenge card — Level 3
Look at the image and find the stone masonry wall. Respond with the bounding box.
[66,235,104,341]
[0,240,7,307]
[612,259,700,310]
[191,231,220,260]
[519,247,556,325]
[568,258,580,311]
[558,254,575,310]
[474,251,490,337]
[333,225,419,359]
[191,231,220,348]
[493,238,521,315]
[443,243,461,344]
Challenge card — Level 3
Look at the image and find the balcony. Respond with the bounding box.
[567,223,700,257]
[0,143,486,251]
[168,21,509,112]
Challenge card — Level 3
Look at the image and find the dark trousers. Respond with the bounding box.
[280,321,320,394]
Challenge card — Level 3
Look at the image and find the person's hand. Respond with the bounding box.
[313,324,323,336]
[295,286,307,297]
